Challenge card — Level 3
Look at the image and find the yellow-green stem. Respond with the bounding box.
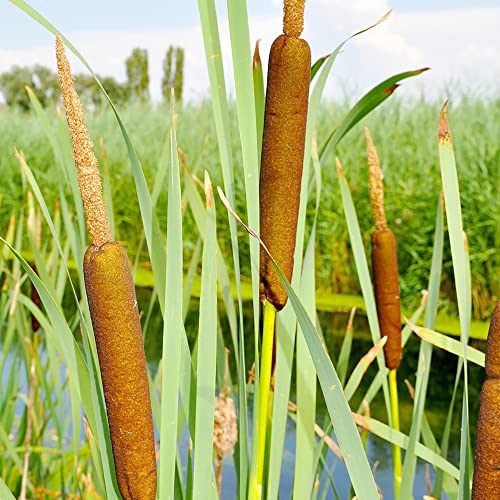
[249,301,276,500]
[389,368,402,498]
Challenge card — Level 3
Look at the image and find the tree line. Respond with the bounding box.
[0,46,184,111]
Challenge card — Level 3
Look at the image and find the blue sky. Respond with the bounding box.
[1,0,499,45]
[1,0,499,100]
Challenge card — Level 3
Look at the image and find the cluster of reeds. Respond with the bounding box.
[1,1,495,499]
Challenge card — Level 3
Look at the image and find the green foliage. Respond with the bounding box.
[0,65,58,110]
[1,2,497,499]
[125,47,150,101]
[1,97,496,317]
[162,46,185,103]
[74,73,130,107]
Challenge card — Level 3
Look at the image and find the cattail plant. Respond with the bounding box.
[251,0,310,497]
[259,0,311,311]
[366,128,402,370]
[365,127,402,496]
[56,34,156,500]
[472,301,500,499]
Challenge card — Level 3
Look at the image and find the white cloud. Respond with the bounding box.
[303,5,500,99]
[0,5,498,103]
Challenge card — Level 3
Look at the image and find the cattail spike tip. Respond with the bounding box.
[283,0,305,37]
[365,127,388,231]
[56,34,111,247]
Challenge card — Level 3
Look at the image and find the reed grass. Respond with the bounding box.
[1,99,497,318]
[0,0,496,499]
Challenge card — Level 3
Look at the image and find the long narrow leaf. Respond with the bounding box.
[193,173,218,498]
[320,68,429,163]
[399,194,444,499]
[438,103,471,500]
[158,109,184,500]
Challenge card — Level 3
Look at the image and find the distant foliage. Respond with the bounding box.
[0,65,130,110]
[162,46,184,104]
[126,48,150,101]
[74,74,130,107]
[0,46,185,110]
[0,64,58,110]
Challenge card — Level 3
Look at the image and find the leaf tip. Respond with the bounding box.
[253,39,262,69]
[335,157,344,177]
[378,10,392,25]
[385,83,399,96]
[438,100,452,143]
[204,170,213,209]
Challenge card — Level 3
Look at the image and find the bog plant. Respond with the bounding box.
[365,127,402,496]
[56,34,157,498]
[0,1,496,500]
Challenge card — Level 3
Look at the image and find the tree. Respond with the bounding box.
[0,65,60,111]
[75,74,130,108]
[161,46,184,104]
[32,65,59,107]
[74,73,101,107]
[162,46,174,100]
[101,76,131,106]
[0,66,36,111]
[174,48,184,103]
[125,48,149,100]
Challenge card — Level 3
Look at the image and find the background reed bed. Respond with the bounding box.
[1,97,497,321]
[0,0,497,499]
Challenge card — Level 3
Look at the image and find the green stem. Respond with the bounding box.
[389,368,402,499]
[249,301,276,500]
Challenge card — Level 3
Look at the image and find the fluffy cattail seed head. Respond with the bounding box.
[213,393,238,458]
[283,0,305,37]
[56,34,111,247]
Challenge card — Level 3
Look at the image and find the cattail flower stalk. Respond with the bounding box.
[366,128,401,370]
[472,302,500,499]
[252,1,310,497]
[366,127,402,496]
[56,34,156,500]
[259,0,311,311]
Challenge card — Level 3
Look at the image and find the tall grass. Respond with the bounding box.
[1,97,497,320]
[0,1,497,499]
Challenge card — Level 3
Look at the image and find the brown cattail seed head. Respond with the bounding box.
[56,34,111,247]
[84,242,157,499]
[485,302,500,378]
[472,379,500,499]
[372,229,401,370]
[213,393,238,458]
[283,0,305,37]
[472,302,500,499]
[259,34,311,310]
[366,128,400,369]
